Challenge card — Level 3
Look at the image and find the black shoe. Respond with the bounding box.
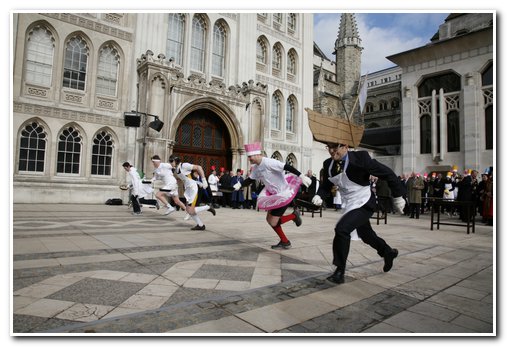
[208,205,216,216]
[383,248,398,272]
[326,269,345,284]
[271,241,291,250]
[191,224,206,231]
[293,208,302,227]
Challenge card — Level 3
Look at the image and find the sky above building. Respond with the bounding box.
[314,12,449,75]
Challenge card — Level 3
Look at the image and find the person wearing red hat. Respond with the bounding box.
[234,142,312,249]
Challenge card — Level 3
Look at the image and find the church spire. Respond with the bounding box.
[334,13,362,51]
[334,13,363,115]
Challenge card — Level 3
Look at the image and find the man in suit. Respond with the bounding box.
[312,142,406,284]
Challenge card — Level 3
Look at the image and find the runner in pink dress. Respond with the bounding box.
[233,142,312,249]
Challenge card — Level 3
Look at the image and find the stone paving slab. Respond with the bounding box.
[11,203,495,335]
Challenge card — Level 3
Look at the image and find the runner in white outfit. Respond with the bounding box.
[151,155,186,215]
[169,155,215,230]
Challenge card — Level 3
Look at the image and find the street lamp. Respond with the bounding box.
[123,111,164,131]
[123,111,164,172]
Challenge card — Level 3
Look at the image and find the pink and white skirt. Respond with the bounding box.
[257,175,302,211]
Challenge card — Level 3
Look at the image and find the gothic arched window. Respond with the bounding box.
[63,36,88,90]
[191,15,206,72]
[57,126,82,174]
[91,131,114,176]
[96,45,119,96]
[167,13,185,65]
[25,25,54,86]
[18,121,47,172]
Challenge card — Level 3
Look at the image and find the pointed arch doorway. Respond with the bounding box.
[173,109,232,174]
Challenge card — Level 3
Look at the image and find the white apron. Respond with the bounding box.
[329,171,372,241]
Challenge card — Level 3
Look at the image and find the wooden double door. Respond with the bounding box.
[173,109,231,176]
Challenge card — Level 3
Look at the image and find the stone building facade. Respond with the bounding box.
[12,12,316,203]
[388,13,494,175]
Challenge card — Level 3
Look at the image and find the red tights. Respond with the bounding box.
[271,212,295,243]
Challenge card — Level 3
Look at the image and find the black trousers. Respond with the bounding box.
[131,195,141,213]
[139,197,158,207]
[333,206,393,271]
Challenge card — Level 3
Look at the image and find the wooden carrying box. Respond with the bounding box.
[305,108,364,148]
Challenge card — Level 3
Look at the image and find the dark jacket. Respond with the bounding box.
[317,151,405,210]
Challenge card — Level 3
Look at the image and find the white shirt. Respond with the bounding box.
[126,167,142,196]
[153,162,177,189]
[249,157,287,195]
[208,173,219,191]
[175,163,196,189]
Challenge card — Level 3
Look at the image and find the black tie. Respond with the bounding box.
[336,160,344,175]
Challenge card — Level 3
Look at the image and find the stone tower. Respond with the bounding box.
[334,13,362,118]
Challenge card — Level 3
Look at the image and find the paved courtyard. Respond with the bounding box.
[11,203,495,335]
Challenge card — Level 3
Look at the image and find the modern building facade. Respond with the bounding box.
[387,13,494,176]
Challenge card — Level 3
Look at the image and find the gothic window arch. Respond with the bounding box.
[271,151,283,162]
[167,13,185,65]
[378,100,388,111]
[25,24,55,86]
[191,14,207,72]
[273,13,283,25]
[57,126,82,174]
[18,120,47,172]
[287,13,297,32]
[63,35,89,91]
[271,92,282,130]
[256,36,268,65]
[96,44,119,96]
[91,130,114,176]
[272,43,282,73]
[390,98,400,109]
[286,95,296,133]
[365,102,374,113]
[286,153,297,168]
[287,49,297,78]
[212,21,227,77]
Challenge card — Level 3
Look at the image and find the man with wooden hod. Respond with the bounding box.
[306,105,406,284]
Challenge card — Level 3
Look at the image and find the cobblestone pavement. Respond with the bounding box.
[11,203,495,335]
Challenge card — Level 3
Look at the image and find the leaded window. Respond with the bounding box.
[18,121,46,172]
[63,36,88,90]
[256,38,267,64]
[287,50,296,76]
[96,46,119,96]
[286,97,295,132]
[91,131,113,176]
[167,13,185,65]
[57,126,82,174]
[272,45,282,70]
[191,15,206,72]
[212,22,226,77]
[25,26,54,86]
[287,13,296,31]
[271,93,281,130]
